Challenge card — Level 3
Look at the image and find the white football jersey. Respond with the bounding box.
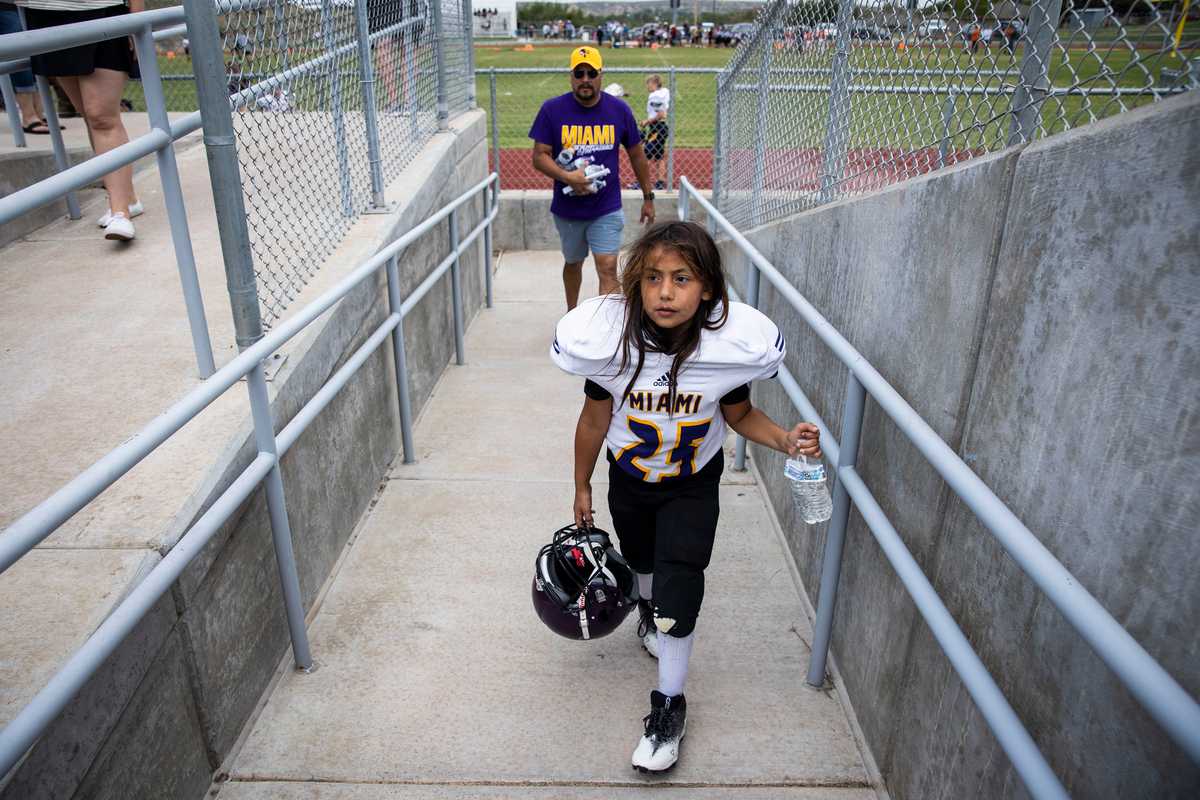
[646,87,670,120]
[551,295,785,483]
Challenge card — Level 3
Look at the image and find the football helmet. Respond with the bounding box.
[532,524,639,640]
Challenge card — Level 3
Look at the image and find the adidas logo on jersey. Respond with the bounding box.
[652,372,672,388]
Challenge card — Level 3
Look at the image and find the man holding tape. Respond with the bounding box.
[530,46,656,309]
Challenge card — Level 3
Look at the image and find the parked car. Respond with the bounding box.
[849,22,890,40]
[917,19,949,37]
[730,22,757,45]
[814,22,838,39]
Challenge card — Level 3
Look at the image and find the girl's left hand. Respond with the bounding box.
[785,423,822,459]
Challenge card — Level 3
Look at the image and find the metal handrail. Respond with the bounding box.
[0,171,499,779]
[0,7,215,380]
[677,174,1200,799]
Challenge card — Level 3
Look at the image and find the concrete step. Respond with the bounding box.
[0,112,203,248]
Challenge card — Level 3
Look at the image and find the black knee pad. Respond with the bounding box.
[651,571,704,638]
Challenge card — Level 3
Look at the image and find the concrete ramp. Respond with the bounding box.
[219,251,875,799]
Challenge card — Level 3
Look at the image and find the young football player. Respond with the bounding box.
[550,220,822,773]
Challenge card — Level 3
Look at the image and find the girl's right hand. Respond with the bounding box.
[574,485,594,529]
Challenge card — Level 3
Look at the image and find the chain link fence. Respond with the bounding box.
[480,66,722,191]
[108,0,472,326]
[715,0,1197,230]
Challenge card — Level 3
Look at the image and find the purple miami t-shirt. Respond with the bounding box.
[528,92,641,220]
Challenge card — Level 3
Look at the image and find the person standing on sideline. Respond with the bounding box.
[641,74,669,191]
[530,46,657,309]
[16,0,142,241]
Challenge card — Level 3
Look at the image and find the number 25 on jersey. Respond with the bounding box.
[615,415,713,482]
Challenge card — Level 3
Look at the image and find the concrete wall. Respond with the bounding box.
[0,111,489,800]
[492,189,711,252]
[720,91,1200,799]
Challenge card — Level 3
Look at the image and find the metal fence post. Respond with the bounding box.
[133,25,217,379]
[937,90,956,170]
[483,176,494,308]
[273,0,290,72]
[432,0,448,130]
[818,0,855,205]
[1008,0,1065,145]
[33,75,80,219]
[710,74,723,236]
[489,68,500,187]
[666,66,676,190]
[462,0,475,109]
[319,0,353,216]
[751,44,773,227]
[353,0,388,209]
[806,372,866,687]
[732,255,762,471]
[403,9,418,136]
[678,181,689,221]
[183,0,312,671]
[385,254,416,463]
[449,207,465,364]
[1,75,25,148]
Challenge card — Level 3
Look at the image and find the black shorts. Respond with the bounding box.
[24,4,140,79]
[606,452,721,637]
[369,0,422,36]
[367,0,394,35]
[643,121,669,161]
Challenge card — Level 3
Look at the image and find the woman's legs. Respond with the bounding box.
[76,68,136,215]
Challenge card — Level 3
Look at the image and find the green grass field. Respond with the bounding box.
[132,32,1192,154]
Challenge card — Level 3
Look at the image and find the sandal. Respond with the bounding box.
[21,119,63,135]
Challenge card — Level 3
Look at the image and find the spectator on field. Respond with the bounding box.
[529,46,656,309]
[1001,22,1020,54]
[639,74,669,191]
[15,0,143,241]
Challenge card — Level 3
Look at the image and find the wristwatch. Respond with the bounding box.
[643,191,655,201]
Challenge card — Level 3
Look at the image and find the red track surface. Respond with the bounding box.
[491,146,980,192]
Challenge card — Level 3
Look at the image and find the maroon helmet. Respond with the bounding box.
[532,524,639,640]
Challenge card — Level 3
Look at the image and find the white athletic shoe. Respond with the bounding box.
[104,212,135,241]
[636,599,659,659]
[97,201,144,227]
[632,691,686,773]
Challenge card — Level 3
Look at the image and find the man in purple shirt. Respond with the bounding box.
[529,46,656,309]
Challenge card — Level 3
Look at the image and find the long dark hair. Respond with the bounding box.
[613,221,729,412]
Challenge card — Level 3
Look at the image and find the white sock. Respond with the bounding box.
[656,631,694,697]
[636,572,653,602]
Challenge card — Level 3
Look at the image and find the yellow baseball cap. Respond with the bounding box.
[569,46,603,72]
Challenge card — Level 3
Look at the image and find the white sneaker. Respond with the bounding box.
[97,201,144,227]
[104,212,135,241]
[632,691,686,773]
[636,599,659,659]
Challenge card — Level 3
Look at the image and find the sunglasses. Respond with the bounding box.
[572,67,599,79]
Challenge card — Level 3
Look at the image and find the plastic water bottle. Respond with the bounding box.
[785,455,832,524]
[555,147,576,168]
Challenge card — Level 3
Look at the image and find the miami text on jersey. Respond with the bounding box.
[625,390,703,416]
[561,124,615,149]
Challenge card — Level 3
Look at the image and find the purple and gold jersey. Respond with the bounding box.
[551,296,786,483]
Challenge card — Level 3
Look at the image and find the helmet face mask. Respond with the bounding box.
[532,524,639,640]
